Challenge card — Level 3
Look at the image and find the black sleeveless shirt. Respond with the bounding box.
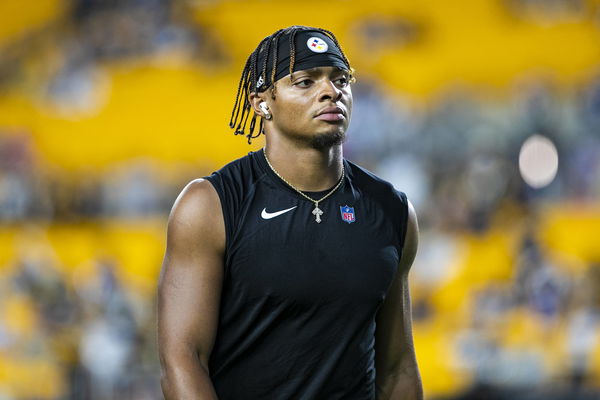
[205,149,408,400]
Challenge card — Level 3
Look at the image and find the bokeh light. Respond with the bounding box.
[518,134,559,189]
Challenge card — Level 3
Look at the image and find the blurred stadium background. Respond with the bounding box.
[1,0,600,398]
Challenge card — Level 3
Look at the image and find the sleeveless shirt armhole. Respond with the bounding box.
[203,174,232,262]
[397,191,409,254]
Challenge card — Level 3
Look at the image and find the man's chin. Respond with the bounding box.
[310,131,346,149]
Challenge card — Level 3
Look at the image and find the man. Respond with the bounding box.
[158,25,423,400]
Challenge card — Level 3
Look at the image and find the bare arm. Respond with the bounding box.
[375,200,423,400]
[158,179,225,399]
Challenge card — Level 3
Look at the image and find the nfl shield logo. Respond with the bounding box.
[340,205,356,224]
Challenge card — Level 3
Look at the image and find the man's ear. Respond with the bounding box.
[249,92,269,118]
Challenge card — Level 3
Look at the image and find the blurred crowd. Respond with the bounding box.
[0,134,196,221]
[1,0,600,399]
[0,248,161,399]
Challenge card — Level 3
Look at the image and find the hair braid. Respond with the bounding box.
[251,37,267,91]
[270,30,285,87]
[288,28,299,78]
[260,37,273,90]
[230,57,251,129]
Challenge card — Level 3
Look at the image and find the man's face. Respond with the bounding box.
[265,66,353,148]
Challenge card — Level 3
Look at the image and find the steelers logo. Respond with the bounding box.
[306,37,328,53]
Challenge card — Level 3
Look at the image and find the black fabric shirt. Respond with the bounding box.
[205,149,408,400]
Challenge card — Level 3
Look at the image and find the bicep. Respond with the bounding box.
[158,179,226,370]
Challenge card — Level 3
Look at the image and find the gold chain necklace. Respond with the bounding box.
[263,150,344,223]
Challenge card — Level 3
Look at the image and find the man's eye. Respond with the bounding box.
[335,77,349,87]
[295,79,312,87]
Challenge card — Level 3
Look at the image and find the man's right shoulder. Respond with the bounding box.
[170,152,260,236]
[169,178,221,224]
[166,178,225,251]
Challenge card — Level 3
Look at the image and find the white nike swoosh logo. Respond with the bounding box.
[261,206,297,220]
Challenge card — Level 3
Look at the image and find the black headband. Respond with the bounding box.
[255,29,350,92]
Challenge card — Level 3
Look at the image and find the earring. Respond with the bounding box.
[264,111,272,120]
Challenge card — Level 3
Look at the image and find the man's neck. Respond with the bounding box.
[264,139,344,192]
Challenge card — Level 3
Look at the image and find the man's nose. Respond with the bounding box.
[318,79,343,102]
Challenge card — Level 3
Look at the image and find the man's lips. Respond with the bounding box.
[315,106,345,121]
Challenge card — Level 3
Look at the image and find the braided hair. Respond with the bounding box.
[229,26,353,144]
